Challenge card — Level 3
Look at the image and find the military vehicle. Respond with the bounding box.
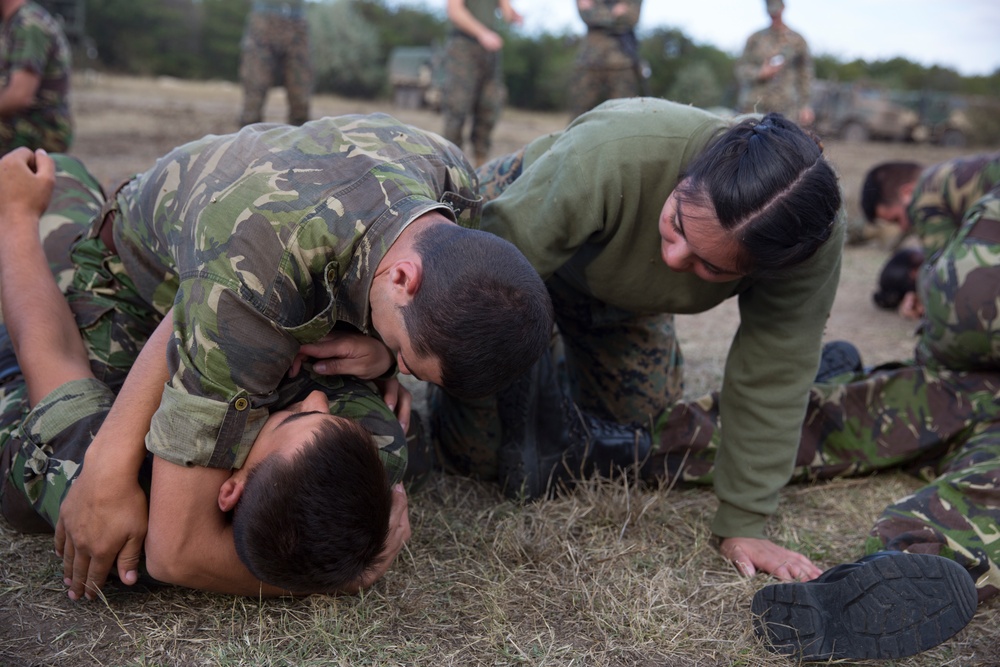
[811,80,973,146]
[811,80,920,143]
[896,90,971,147]
[387,46,442,110]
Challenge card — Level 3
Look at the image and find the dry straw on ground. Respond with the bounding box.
[1,75,997,666]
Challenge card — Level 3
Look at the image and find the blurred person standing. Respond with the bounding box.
[238,0,312,127]
[568,0,643,119]
[441,0,522,166]
[735,0,813,127]
[0,0,72,154]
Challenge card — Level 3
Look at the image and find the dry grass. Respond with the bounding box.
[1,74,998,666]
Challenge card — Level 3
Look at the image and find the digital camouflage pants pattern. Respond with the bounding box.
[238,12,312,126]
[440,35,505,164]
[568,64,640,120]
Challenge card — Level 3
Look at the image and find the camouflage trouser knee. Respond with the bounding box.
[0,155,160,530]
[432,149,684,478]
[865,419,1000,603]
[239,13,313,126]
[440,36,505,162]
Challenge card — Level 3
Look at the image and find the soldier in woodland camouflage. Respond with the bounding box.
[0,115,552,599]
[238,0,312,126]
[0,0,72,153]
[568,0,643,119]
[441,0,522,166]
[861,152,1000,257]
[734,0,813,126]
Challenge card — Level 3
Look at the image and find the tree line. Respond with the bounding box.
[66,0,999,114]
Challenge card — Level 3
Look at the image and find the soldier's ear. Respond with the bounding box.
[388,258,423,299]
[218,475,247,512]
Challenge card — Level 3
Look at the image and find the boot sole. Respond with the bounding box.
[751,552,978,661]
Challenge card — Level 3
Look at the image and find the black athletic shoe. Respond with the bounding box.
[751,552,978,661]
[814,340,863,383]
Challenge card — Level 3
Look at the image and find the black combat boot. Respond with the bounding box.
[814,340,864,383]
[496,349,652,500]
[751,551,978,661]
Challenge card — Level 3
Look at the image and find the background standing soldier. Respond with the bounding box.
[441,0,522,167]
[238,0,312,127]
[0,0,72,154]
[569,0,644,119]
[735,0,813,127]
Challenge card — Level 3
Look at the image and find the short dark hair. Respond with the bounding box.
[872,247,924,310]
[860,161,924,222]
[402,223,554,398]
[232,418,392,594]
[676,113,842,275]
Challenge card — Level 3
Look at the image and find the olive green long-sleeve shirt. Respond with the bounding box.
[482,98,844,538]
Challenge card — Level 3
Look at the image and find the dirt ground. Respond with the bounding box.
[2,74,995,666]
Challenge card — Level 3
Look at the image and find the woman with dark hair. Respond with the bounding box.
[431,98,844,582]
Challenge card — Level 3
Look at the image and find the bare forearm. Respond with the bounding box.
[146,521,291,597]
[0,70,41,116]
[146,458,292,597]
[0,216,90,404]
[83,314,173,473]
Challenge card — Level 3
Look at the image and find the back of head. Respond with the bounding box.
[873,247,924,310]
[860,161,924,222]
[402,223,554,398]
[678,113,842,274]
[232,418,392,594]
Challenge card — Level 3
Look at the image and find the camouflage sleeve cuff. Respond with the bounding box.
[710,500,769,540]
[146,382,269,470]
[21,378,115,446]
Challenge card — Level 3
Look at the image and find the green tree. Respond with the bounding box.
[309,0,384,97]
[355,0,448,55]
[668,61,722,110]
[504,32,576,111]
[201,0,251,81]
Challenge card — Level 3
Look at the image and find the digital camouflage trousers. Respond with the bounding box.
[440,35,506,164]
[238,12,312,126]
